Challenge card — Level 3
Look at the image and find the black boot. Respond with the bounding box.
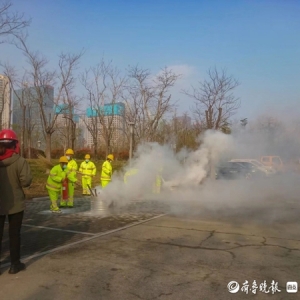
[9,262,26,274]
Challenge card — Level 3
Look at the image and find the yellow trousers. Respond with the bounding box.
[60,182,75,207]
[101,180,110,189]
[47,189,60,210]
[82,176,92,195]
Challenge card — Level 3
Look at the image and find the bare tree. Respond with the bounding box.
[183,67,240,131]
[24,91,37,158]
[81,59,126,156]
[183,67,240,179]
[1,63,42,158]
[172,113,200,151]
[56,52,83,150]
[0,1,30,43]
[155,114,201,151]
[124,66,180,147]
[0,71,10,130]
[14,36,82,160]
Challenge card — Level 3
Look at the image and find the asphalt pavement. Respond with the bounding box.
[0,196,300,300]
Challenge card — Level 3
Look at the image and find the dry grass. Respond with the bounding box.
[36,154,55,169]
[25,158,126,199]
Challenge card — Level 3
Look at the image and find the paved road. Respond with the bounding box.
[1,196,300,299]
[0,197,166,267]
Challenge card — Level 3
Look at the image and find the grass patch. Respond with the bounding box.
[25,159,127,199]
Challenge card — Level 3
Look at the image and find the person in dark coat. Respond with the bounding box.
[0,129,32,275]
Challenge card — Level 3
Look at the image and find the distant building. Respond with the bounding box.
[0,74,11,129]
[54,103,76,126]
[12,85,54,148]
[83,102,126,149]
[13,85,54,125]
[86,102,125,117]
[53,103,82,150]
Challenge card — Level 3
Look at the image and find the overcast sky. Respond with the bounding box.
[1,0,299,122]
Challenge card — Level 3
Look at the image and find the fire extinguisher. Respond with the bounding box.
[62,178,68,200]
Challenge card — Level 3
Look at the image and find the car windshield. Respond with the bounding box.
[217,162,249,170]
[218,162,238,168]
[249,160,264,167]
[233,160,269,170]
[273,157,281,164]
[234,162,254,169]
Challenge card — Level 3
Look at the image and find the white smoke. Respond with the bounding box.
[164,130,234,188]
[95,118,300,224]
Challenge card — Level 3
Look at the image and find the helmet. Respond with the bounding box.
[85,154,90,159]
[107,154,114,161]
[59,156,69,163]
[0,129,18,142]
[65,148,74,155]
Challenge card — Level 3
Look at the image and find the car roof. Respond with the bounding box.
[230,159,259,162]
[229,159,264,166]
[218,161,248,167]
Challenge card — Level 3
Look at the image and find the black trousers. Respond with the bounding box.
[0,211,24,265]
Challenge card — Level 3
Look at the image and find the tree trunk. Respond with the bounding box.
[71,125,76,150]
[45,133,52,161]
[21,106,26,157]
[27,133,31,159]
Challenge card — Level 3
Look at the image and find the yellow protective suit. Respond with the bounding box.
[79,160,96,195]
[60,159,78,207]
[101,160,112,188]
[46,164,76,211]
[153,167,163,194]
[124,168,162,194]
[124,168,139,184]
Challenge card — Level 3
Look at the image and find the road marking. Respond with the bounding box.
[4,222,96,236]
[22,224,96,236]
[0,214,166,269]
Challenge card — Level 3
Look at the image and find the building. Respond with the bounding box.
[13,85,54,125]
[83,102,126,149]
[12,85,54,148]
[0,74,11,129]
[53,103,82,150]
[54,103,76,126]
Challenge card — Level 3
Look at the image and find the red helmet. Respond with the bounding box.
[0,129,18,142]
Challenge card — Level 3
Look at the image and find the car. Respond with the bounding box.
[216,161,270,180]
[260,156,283,172]
[229,159,276,175]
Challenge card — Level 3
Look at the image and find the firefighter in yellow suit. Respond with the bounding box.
[46,156,77,213]
[124,167,162,196]
[60,148,78,207]
[153,167,163,194]
[101,154,113,188]
[124,168,139,184]
[79,154,96,195]
[124,168,143,199]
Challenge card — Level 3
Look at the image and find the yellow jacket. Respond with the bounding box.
[124,168,139,183]
[67,159,78,178]
[101,160,112,181]
[46,165,66,191]
[79,161,96,178]
[46,164,78,192]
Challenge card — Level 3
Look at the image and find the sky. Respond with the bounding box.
[1,0,300,122]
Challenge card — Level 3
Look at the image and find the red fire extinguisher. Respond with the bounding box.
[62,178,68,200]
